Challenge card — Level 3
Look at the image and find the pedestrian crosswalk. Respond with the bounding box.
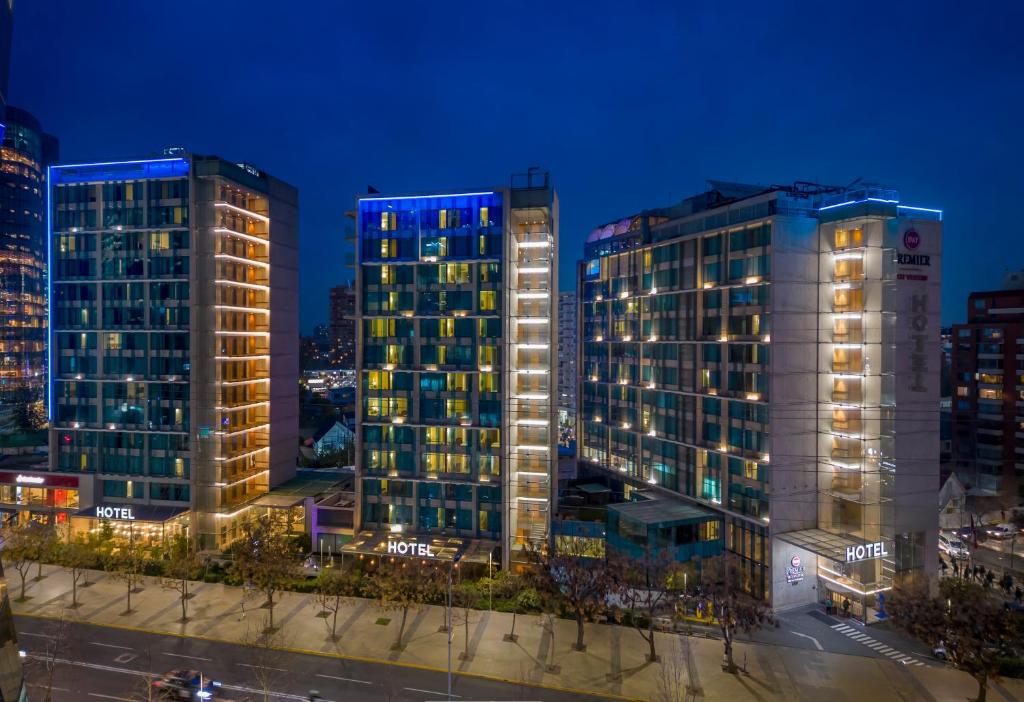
[830,622,926,666]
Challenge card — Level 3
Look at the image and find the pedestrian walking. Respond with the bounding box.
[842,598,851,618]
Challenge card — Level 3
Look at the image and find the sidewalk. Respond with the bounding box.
[11,564,1024,702]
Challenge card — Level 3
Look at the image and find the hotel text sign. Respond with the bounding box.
[846,541,889,563]
[96,506,136,521]
[387,540,435,557]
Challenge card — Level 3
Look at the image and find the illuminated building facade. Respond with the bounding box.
[46,154,299,547]
[0,107,57,430]
[329,283,356,368]
[355,171,557,566]
[578,182,941,614]
[950,286,1024,503]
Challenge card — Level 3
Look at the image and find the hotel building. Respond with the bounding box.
[353,171,557,567]
[40,154,298,547]
[578,181,941,614]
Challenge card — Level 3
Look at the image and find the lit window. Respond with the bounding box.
[956,386,969,397]
[480,291,496,311]
[979,388,1003,400]
[479,207,489,226]
[380,265,393,284]
[479,373,499,392]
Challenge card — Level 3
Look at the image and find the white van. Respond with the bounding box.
[939,533,969,559]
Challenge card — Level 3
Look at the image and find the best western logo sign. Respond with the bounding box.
[846,541,889,563]
[387,540,435,557]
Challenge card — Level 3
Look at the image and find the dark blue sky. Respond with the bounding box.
[10,1,1022,332]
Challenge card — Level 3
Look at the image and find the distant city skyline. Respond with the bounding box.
[8,1,1023,333]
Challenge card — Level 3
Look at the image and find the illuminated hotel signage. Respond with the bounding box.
[15,475,44,485]
[96,506,136,521]
[786,555,805,584]
[846,541,889,563]
[387,540,434,557]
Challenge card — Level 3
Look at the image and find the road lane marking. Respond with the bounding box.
[28,684,69,692]
[19,632,54,638]
[90,642,132,650]
[789,631,823,650]
[238,662,287,672]
[88,694,133,702]
[316,674,372,685]
[404,688,461,698]
[162,652,212,662]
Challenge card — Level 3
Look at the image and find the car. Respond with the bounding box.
[933,641,947,660]
[985,524,1017,539]
[152,669,222,700]
[939,534,970,559]
[952,526,974,541]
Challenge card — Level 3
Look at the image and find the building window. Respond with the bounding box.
[979,388,1003,400]
[834,228,863,249]
[480,291,496,311]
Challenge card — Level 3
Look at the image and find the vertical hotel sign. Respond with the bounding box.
[897,227,931,393]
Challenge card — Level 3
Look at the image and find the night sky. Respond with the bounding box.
[10,1,1022,332]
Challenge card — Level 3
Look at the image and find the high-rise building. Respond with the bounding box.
[0,0,10,126]
[353,171,557,566]
[329,283,356,368]
[0,106,57,431]
[42,154,299,547]
[578,181,941,613]
[950,282,1024,503]
[557,291,577,416]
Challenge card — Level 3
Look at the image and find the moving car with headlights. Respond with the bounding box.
[939,534,970,559]
[152,669,221,699]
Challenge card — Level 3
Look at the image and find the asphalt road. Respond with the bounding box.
[15,616,611,702]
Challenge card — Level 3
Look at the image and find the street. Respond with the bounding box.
[16,616,611,702]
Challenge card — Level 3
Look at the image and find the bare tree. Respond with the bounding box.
[612,548,685,662]
[527,538,619,652]
[242,623,290,702]
[23,609,72,702]
[692,554,774,674]
[313,566,359,641]
[493,571,539,643]
[368,559,434,650]
[1,523,38,601]
[56,540,97,608]
[889,578,1021,702]
[106,537,147,614]
[228,518,302,633]
[162,535,201,622]
[452,580,481,660]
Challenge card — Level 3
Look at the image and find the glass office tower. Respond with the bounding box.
[578,182,941,613]
[47,154,299,547]
[355,171,557,566]
[0,107,57,431]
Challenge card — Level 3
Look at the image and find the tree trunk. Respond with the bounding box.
[464,609,469,655]
[71,571,78,607]
[19,571,26,600]
[396,606,409,648]
[267,591,275,631]
[647,620,657,662]
[36,560,43,581]
[975,672,988,702]
[331,603,339,640]
[127,582,132,613]
[723,632,737,673]
[510,609,517,639]
[574,611,585,651]
[180,580,188,621]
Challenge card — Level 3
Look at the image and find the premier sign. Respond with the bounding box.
[387,540,434,557]
[846,541,889,563]
[96,506,136,521]
[15,475,44,485]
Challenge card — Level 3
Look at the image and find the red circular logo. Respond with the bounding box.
[790,555,801,568]
[903,229,920,250]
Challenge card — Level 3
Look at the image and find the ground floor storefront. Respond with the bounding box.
[773,528,894,623]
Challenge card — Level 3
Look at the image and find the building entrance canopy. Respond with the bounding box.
[776,528,893,594]
[339,531,498,564]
